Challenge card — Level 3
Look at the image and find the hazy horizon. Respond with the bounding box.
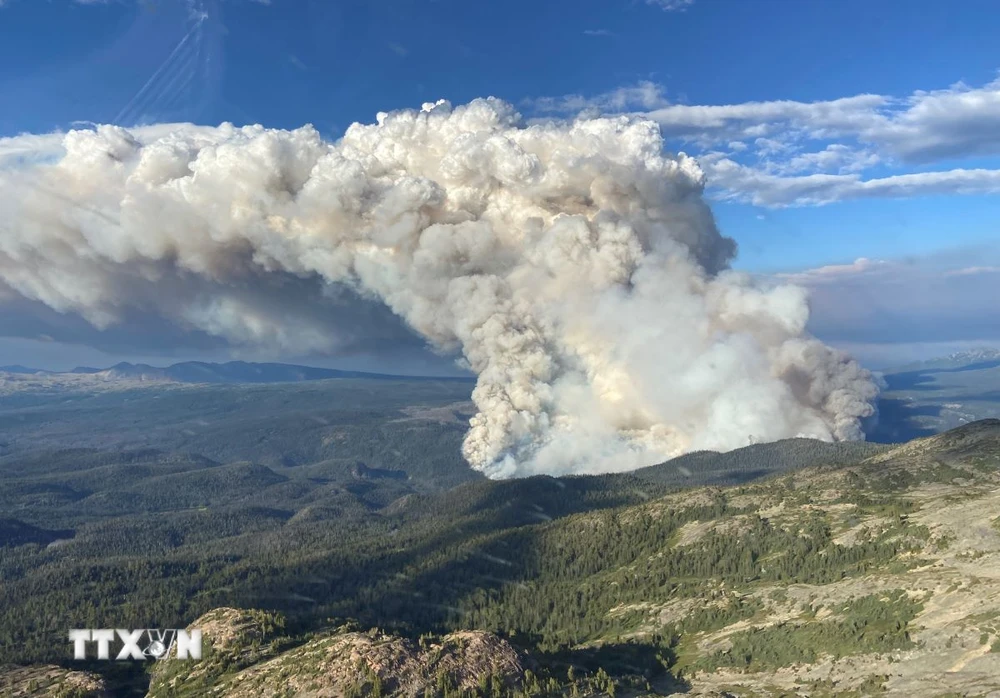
[3,338,998,376]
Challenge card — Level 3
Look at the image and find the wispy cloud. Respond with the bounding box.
[699,157,1000,207]
[778,257,889,285]
[645,0,696,11]
[529,80,668,114]
[583,29,614,37]
[945,266,1000,277]
[642,77,1000,163]
[527,75,1000,207]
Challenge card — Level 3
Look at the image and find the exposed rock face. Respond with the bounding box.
[147,608,524,697]
[0,664,110,697]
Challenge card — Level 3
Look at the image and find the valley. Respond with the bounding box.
[0,367,999,695]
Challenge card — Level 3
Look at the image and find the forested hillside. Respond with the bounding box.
[3,409,1000,695]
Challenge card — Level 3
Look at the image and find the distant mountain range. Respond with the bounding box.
[882,348,1000,373]
[871,347,1000,443]
[0,360,474,384]
[0,364,49,375]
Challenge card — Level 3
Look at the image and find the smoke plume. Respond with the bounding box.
[0,99,878,477]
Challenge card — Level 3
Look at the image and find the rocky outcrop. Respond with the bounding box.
[0,664,110,697]
[147,608,524,697]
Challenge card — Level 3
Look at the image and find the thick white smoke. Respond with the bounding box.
[0,99,878,477]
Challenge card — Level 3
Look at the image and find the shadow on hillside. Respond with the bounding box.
[868,398,941,443]
[516,633,692,693]
[239,475,661,626]
[227,476,694,686]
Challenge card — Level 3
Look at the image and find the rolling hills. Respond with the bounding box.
[3,413,1000,695]
[2,357,1000,696]
[5,348,999,451]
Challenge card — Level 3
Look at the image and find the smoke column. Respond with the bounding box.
[0,99,878,477]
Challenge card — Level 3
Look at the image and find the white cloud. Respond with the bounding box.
[644,94,889,145]
[646,0,696,11]
[643,77,1000,163]
[583,29,614,37]
[775,144,880,175]
[752,137,792,157]
[700,155,1000,207]
[527,75,1000,206]
[529,81,668,114]
[778,258,889,285]
[872,79,1000,163]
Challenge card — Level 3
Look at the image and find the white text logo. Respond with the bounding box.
[68,629,202,661]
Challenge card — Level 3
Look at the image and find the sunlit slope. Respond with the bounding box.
[24,418,994,697]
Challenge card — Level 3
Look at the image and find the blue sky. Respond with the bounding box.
[0,0,997,370]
